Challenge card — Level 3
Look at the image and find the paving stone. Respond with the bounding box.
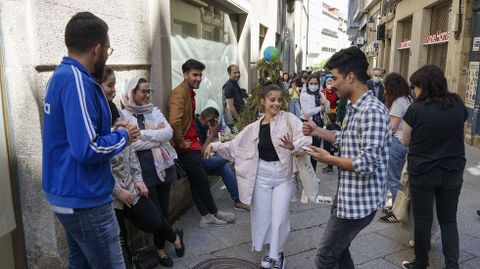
[285,226,324,256]
[286,249,317,268]
[356,258,401,269]
[461,256,480,269]
[385,247,474,269]
[290,207,329,230]
[351,232,406,265]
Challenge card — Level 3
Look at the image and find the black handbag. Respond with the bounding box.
[164,159,187,182]
[133,245,159,269]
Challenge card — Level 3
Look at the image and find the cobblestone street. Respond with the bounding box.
[164,145,480,269]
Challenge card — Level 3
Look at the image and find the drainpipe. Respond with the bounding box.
[469,0,480,135]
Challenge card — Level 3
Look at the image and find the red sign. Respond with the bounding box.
[425,31,449,44]
[399,40,411,49]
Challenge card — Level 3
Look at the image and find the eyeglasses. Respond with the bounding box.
[139,89,153,95]
[208,119,218,125]
[107,47,114,56]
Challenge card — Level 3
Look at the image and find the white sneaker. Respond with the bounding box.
[215,210,236,223]
[261,254,273,269]
[199,215,227,228]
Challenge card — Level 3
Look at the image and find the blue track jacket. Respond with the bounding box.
[42,57,129,208]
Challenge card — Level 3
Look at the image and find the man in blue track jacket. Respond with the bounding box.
[42,12,139,268]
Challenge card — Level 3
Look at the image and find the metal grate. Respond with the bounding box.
[427,2,451,71]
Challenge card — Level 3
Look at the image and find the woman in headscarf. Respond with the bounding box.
[120,77,185,267]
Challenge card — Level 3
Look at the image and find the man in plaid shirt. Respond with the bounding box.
[303,46,391,268]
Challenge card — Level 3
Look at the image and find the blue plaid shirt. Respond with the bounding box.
[334,91,391,219]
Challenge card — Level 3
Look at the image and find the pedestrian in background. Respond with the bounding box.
[300,74,330,171]
[168,59,236,228]
[367,67,385,103]
[378,72,413,224]
[322,77,338,112]
[321,112,341,174]
[205,85,311,269]
[303,46,391,269]
[223,64,244,128]
[120,77,185,267]
[401,65,468,269]
[42,12,140,268]
[287,79,302,118]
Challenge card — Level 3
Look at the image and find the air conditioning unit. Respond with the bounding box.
[356,37,365,45]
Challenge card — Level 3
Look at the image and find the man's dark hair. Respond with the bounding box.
[65,12,109,54]
[182,59,206,73]
[227,64,238,74]
[325,46,370,84]
[200,107,219,119]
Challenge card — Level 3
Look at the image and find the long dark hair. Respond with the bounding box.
[410,65,461,109]
[383,72,412,109]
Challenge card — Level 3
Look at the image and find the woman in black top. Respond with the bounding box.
[401,65,468,269]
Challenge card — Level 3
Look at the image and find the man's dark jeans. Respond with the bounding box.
[315,208,376,269]
[178,150,218,216]
[201,155,240,203]
[410,167,463,269]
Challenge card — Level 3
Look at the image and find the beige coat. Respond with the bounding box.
[211,111,312,205]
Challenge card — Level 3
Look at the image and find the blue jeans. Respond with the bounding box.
[288,98,302,119]
[201,155,240,203]
[387,136,407,202]
[55,203,125,269]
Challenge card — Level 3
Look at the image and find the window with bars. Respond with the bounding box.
[426,2,451,71]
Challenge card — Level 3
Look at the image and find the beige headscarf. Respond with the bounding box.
[120,77,154,114]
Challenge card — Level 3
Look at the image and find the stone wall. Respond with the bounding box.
[0,1,164,267]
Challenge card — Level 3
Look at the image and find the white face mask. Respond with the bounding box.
[309,84,319,92]
[326,85,332,90]
[372,77,381,84]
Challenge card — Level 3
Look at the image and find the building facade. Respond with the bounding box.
[307,1,350,69]
[0,0,308,267]
[348,0,479,147]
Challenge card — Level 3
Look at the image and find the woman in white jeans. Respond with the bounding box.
[205,85,311,269]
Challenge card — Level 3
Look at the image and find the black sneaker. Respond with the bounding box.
[272,253,285,269]
[174,228,185,257]
[379,212,400,223]
[401,260,425,269]
[158,256,173,268]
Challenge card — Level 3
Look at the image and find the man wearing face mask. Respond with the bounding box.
[367,67,385,103]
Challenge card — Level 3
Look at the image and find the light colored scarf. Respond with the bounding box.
[120,77,154,115]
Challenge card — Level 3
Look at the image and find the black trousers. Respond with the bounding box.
[178,150,218,216]
[311,138,322,171]
[410,167,463,269]
[115,183,176,250]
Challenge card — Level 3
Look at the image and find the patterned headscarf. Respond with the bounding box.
[120,77,154,115]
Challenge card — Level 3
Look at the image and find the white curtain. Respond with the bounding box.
[170,35,237,115]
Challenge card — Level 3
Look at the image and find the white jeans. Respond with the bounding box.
[251,160,294,259]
